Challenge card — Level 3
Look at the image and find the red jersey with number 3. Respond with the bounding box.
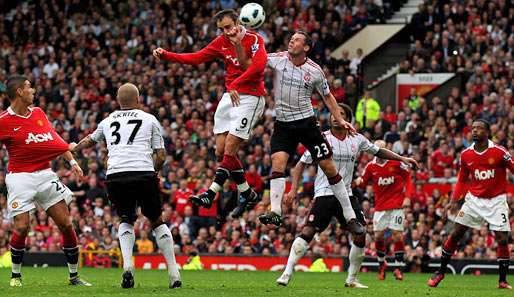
[452,141,514,200]
[361,160,410,211]
[0,107,69,173]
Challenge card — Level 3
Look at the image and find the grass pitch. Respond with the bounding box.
[0,267,511,297]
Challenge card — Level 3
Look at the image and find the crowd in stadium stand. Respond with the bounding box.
[0,0,513,271]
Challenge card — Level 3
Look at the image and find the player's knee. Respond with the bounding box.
[353,234,366,248]
[120,215,135,225]
[150,218,164,230]
[14,225,29,237]
[215,149,224,162]
[300,226,315,242]
[496,232,509,246]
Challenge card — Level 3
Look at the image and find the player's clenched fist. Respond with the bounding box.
[153,48,165,60]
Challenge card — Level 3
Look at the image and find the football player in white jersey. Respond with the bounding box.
[256,31,363,234]
[70,83,181,289]
[276,104,417,288]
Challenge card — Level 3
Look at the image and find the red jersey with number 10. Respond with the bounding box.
[0,107,69,173]
[452,140,514,200]
[160,27,267,96]
[361,160,410,211]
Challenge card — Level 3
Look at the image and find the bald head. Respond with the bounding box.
[117,83,139,109]
[374,140,386,149]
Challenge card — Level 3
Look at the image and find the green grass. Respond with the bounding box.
[0,267,511,297]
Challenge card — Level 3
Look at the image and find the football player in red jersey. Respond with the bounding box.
[428,119,512,289]
[153,9,267,217]
[356,140,411,281]
[0,76,90,287]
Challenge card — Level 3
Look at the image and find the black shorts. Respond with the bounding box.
[306,195,366,232]
[105,171,162,223]
[270,116,332,161]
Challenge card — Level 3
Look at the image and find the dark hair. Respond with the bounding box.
[338,103,353,123]
[295,31,313,53]
[213,9,238,24]
[473,118,491,133]
[6,75,28,100]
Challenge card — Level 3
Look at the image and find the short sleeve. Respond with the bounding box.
[267,52,285,69]
[151,117,165,149]
[299,150,313,164]
[314,70,330,96]
[358,134,380,155]
[90,120,105,142]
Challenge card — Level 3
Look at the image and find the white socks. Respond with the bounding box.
[270,177,286,215]
[284,237,309,275]
[154,224,181,281]
[118,222,135,272]
[346,243,365,283]
[329,180,356,220]
[12,263,21,274]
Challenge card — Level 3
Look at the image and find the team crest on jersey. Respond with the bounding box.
[11,202,18,209]
[351,143,357,153]
[488,158,495,164]
[388,167,394,172]
[37,119,44,126]
[303,73,311,82]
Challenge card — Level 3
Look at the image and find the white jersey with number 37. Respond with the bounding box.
[90,109,164,175]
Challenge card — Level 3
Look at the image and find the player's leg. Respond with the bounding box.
[46,200,91,286]
[105,177,137,288]
[226,95,265,216]
[340,196,368,288]
[374,230,387,280]
[427,222,468,287]
[494,231,511,289]
[392,230,405,280]
[9,212,30,287]
[317,159,364,234]
[139,175,181,289]
[277,196,333,286]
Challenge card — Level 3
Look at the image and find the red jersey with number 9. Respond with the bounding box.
[0,107,69,173]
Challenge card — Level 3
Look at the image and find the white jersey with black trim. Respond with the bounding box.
[90,109,165,175]
[267,52,330,122]
[300,131,379,198]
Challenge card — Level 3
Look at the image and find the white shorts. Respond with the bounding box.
[454,193,511,232]
[6,169,73,219]
[213,93,265,140]
[373,209,405,232]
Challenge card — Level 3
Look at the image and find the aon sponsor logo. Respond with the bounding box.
[474,169,494,180]
[378,176,395,186]
[25,132,54,144]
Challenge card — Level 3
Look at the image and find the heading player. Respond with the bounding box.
[71,83,181,289]
[356,140,411,281]
[428,119,512,290]
[153,9,267,216]
[277,104,418,288]
[0,76,90,287]
[256,31,361,233]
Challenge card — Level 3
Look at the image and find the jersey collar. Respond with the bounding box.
[7,106,33,119]
[470,140,494,154]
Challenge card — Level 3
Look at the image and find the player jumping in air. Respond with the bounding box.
[355,140,411,281]
[153,9,267,217]
[428,119,512,290]
[255,31,361,233]
[71,83,181,289]
[0,76,90,287]
[277,104,418,288]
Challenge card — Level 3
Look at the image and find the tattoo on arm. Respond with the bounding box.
[153,149,167,172]
[73,136,97,153]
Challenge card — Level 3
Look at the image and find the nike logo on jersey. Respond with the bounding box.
[13,127,21,131]
[468,162,474,166]
[222,47,228,50]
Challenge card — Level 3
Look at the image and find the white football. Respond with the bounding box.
[239,3,266,29]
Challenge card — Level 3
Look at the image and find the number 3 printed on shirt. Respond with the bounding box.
[314,143,330,158]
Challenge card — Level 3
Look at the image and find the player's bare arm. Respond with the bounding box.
[61,151,83,180]
[284,161,307,206]
[375,148,419,169]
[230,26,251,70]
[70,135,97,153]
[323,93,356,136]
[153,148,166,173]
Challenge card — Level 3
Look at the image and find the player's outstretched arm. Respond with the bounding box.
[153,38,222,65]
[153,148,166,173]
[70,136,97,154]
[375,148,419,169]
[323,93,356,135]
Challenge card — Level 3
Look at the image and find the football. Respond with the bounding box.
[239,3,266,29]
